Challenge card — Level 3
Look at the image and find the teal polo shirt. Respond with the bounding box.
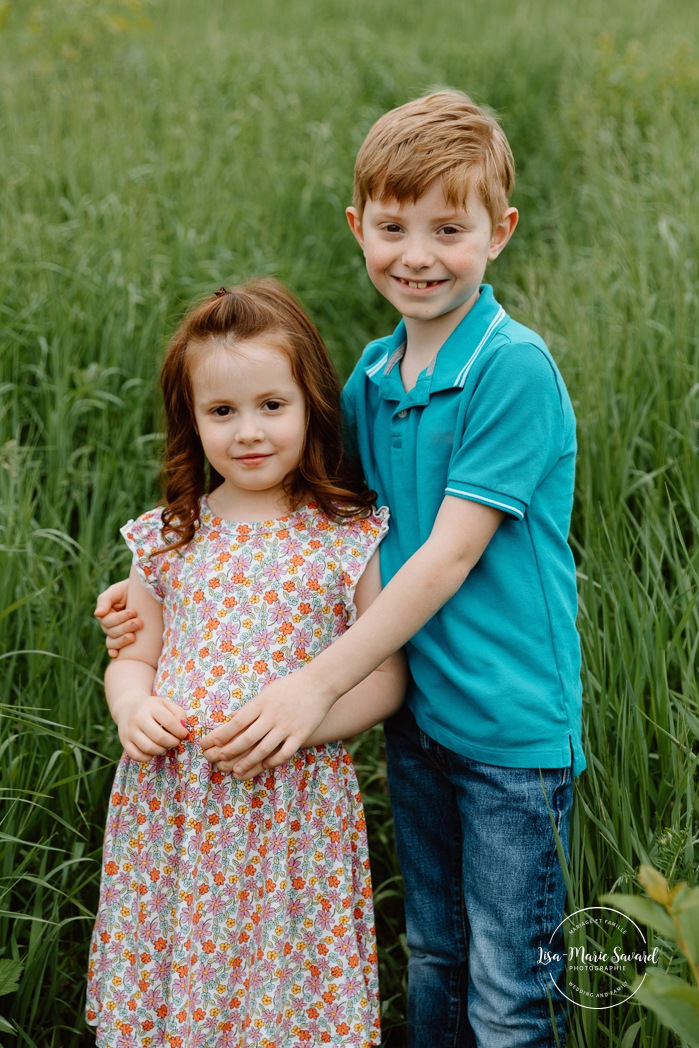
[342,285,585,774]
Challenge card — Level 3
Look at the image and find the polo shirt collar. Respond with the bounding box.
[364,285,507,402]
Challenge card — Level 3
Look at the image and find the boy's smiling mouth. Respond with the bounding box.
[395,277,445,290]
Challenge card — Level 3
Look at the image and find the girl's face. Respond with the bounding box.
[190,334,306,520]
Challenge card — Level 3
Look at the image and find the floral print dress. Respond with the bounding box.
[86,498,388,1048]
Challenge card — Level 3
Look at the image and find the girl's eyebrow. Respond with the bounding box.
[197,388,290,406]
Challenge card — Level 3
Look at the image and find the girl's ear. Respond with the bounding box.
[346,207,365,250]
[488,207,518,260]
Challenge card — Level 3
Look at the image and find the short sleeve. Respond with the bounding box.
[446,342,569,520]
[119,509,169,603]
[336,506,389,612]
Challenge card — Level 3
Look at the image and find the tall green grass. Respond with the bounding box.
[1,1,697,1044]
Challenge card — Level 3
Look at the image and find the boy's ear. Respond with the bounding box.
[488,207,518,261]
[346,206,365,250]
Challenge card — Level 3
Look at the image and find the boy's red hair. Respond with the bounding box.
[158,278,374,552]
[352,90,515,228]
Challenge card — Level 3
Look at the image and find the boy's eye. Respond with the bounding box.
[382,223,403,234]
[440,225,461,236]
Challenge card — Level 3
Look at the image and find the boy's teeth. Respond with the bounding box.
[407,280,428,288]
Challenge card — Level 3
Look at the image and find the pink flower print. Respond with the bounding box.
[316,908,334,933]
[305,558,326,584]
[206,688,229,718]
[204,892,227,919]
[185,624,208,648]
[196,598,218,621]
[196,960,217,985]
[335,934,357,959]
[148,885,170,911]
[191,560,210,584]
[229,551,253,575]
[200,851,220,877]
[280,536,303,557]
[231,811,249,832]
[144,818,165,844]
[216,824,238,850]
[225,666,245,688]
[187,667,207,691]
[249,576,267,597]
[253,627,277,653]
[287,855,303,879]
[269,833,286,856]
[236,598,255,617]
[171,973,191,1003]
[247,530,267,551]
[93,951,113,976]
[237,895,254,920]
[153,957,171,982]
[262,560,284,583]
[325,1001,344,1024]
[102,884,120,906]
[296,829,315,852]
[288,897,305,919]
[266,602,290,625]
[260,898,276,924]
[217,621,239,646]
[305,971,324,997]
[326,839,343,864]
[278,1013,294,1036]
[142,985,166,1011]
[140,916,162,941]
[292,625,313,648]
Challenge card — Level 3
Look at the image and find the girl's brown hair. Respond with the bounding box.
[158,278,375,552]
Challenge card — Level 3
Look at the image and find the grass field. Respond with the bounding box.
[1,0,698,1044]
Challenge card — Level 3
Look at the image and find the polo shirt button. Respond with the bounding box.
[397,409,408,418]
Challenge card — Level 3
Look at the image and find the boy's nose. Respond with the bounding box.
[401,236,434,271]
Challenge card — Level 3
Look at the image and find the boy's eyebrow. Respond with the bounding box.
[371,202,471,222]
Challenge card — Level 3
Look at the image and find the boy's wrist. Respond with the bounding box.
[303,657,343,712]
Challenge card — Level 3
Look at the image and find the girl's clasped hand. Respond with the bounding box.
[86,278,404,1048]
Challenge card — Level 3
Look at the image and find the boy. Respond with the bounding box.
[99,91,584,1046]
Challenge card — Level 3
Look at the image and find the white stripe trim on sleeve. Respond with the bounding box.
[453,307,506,388]
[445,486,524,518]
[365,352,389,378]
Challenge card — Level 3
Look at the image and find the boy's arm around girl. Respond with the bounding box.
[202,495,502,777]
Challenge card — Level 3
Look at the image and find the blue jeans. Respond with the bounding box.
[385,706,571,1048]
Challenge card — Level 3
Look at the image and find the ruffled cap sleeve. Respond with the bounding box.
[119,509,169,603]
[337,506,389,616]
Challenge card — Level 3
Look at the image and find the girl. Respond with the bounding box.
[86,279,405,1048]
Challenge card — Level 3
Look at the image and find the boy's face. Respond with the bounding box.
[347,180,517,333]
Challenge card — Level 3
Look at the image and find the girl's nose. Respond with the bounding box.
[233,414,264,443]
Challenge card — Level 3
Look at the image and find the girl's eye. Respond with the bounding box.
[213,406,232,417]
[264,400,283,412]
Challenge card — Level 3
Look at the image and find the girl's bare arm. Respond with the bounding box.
[104,567,188,761]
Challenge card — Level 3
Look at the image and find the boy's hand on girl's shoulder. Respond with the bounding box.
[95,578,142,657]
[200,670,333,780]
[115,693,189,763]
